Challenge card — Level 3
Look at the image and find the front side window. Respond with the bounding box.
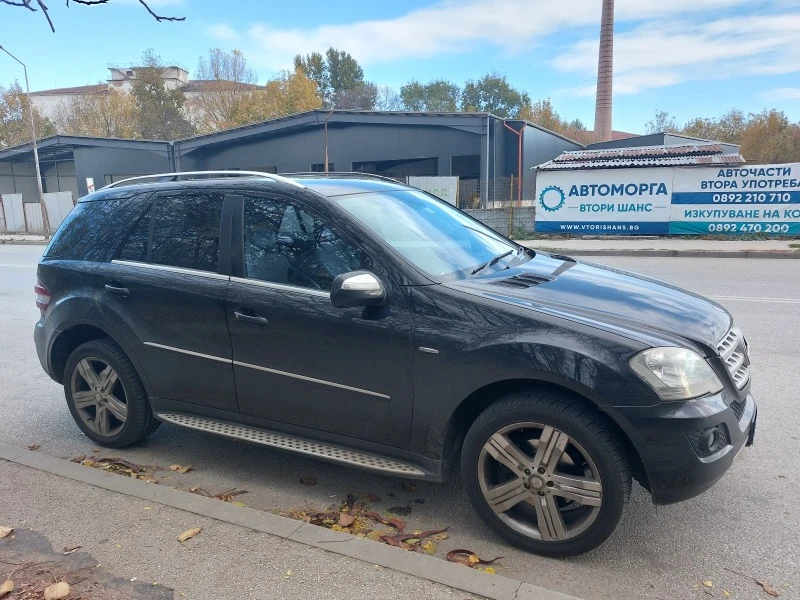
[150,193,223,272]
[244,195,370,291]
[333,189,525,279]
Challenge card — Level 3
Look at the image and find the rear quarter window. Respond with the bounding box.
[45,194,152,262]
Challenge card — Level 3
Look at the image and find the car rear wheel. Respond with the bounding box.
[64,338,157,448]
[461,391,631,556]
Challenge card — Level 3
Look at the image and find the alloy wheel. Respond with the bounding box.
[69,357,128,437]
[477,422,603,542]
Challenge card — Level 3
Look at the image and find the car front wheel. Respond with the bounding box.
[461,391,631,556]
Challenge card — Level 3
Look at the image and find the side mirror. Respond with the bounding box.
[330,270,387,308]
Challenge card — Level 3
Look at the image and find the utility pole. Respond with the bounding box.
[0,45,50,237]
[593,0,614,142]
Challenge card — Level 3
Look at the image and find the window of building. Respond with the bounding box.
[244,195,369,291]
[310,163,334,172]
[150,193,223,272]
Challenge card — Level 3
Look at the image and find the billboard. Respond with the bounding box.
[670,163,800,235]
[535,163,800,235]
[535,168,672,234]
[408,176,459,205]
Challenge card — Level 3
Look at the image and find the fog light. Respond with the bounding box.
[702,428,719,452]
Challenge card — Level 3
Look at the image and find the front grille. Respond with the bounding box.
[717,327,750,389]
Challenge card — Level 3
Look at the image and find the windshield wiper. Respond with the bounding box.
[471,250,514,275]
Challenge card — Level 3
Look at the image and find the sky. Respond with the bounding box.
[1,0,799,133]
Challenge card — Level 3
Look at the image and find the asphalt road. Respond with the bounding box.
[2,244,798,600]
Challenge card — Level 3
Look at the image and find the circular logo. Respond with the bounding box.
[539,185,565,212]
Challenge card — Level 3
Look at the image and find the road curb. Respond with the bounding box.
[530,249,800,259]
[0,238,48,245]
[0,443,581,600]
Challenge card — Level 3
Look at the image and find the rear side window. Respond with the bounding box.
[116,207,151,262]
[150,193,223,272]
[45,195,148,261]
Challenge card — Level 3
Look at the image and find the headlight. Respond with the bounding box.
[629,347,723,401]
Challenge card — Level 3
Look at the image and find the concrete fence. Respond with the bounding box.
[465,206,536,239]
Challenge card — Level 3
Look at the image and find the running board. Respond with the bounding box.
[156,413,425,477]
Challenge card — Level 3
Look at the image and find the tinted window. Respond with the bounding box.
[244,196,370,291]
[46,197,146,261]
[116,207,152,262]
[150,193,223,272]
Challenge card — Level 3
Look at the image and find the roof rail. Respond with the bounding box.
[101,170,304,190]
[281,172,405,184]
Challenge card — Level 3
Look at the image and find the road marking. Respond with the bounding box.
[709,296,800,305]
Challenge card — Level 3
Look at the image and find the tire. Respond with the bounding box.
[63,338,157,448]
[461,390,631,556]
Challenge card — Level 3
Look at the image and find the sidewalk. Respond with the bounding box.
[519,238,800,259]
[0,234,47,244]
[0,445,578,600]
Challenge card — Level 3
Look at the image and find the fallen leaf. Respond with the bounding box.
[446,549,504,568]
[387,517,405,531]
[230,501,248,507]
[70,455,86,463]
[177,465,192,474]
[483,567,496,575]
[0,580,13,597]
[44,581,70,600]
[366,531,383,542]
[214,488,248,502]
[143,507,152,510]
[0,526,12,538]
[168,464,182,471]
[299,476,317,486]
[178,527,203,543]
[190,487,198,492]
[27,443,40,451]
[433,533,449,541]
[284,570,292,579]
[339,513,355,527]
[724,591,731,598]
[401,482,417,493]
[757,580,780,597]
[421,540,437,555]
[704,581,714,588]
[63,545,81,555]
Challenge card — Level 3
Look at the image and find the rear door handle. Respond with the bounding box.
[104,283,130,297]
[234,311,268,326]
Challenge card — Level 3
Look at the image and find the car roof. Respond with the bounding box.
[80,174,410,203]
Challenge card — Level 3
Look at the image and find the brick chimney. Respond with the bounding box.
[593,0,614,142]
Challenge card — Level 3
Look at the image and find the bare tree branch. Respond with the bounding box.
[138,0,184,22]
[36,0,55,32]
[2,0,184,30]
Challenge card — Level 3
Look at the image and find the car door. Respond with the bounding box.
[94,189,238,412]
[225,191,414,448]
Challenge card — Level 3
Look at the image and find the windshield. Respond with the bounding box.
[332,189,526,279]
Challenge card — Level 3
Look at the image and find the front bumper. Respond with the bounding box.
[611,391,757,504]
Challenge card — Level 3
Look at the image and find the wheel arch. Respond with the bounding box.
[442,378,650,492]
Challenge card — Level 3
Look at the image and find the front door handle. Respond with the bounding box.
[234,311,268,326]
[104,283,130,297]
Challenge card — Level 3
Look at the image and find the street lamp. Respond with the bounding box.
[0,44,50,237]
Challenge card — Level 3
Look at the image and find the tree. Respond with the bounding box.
[739,109,800,164]
[374,86,402,111]
[53,89,138,138]
[0,80,55,149]
[682,109,747,144]
[1,0,184,32]
[332,82,377,110]
[293,48,366,108]
[644,109,680,134]
[191,48,259,132]
[460,73,530,118]
[400,79,460,112]
[231,68,321,125]
[130,49,195,140]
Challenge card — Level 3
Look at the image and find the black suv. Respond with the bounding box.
[34,171,756,556]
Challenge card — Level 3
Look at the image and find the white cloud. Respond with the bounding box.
[208,23,237,42]
[555,13,800,95]
[760,88,800,102]
[214,0,771,71]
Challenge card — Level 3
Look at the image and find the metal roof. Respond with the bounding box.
[537,144,746,170]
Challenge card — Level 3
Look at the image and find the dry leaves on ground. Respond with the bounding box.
[757,580,781,597]
[44,581,70,600]
[0,527,12,539]
[178,527,202,543]
[63,545,81,555]
[26,444,40,451]
[445,549,504,569]
[0,580,13,598]
[168,464,192,474]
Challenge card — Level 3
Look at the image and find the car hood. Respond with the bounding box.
[444,251,731,353]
